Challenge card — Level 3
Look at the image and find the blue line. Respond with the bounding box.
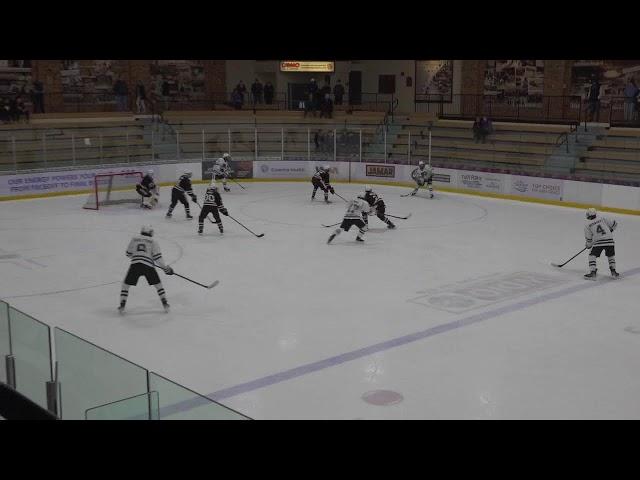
[207,267,640,403]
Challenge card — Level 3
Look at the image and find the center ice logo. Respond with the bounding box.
[409,271,568,313]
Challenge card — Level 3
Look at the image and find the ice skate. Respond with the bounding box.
[610,268,620,279]
[162,300,170,313]
[327,233,336,244]
[584,270,597,280]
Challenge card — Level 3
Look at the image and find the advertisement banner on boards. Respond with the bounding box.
[365,164,396,178]
[510,175,563,200]
[254,161,309,178]
[457,172,504,193]
[0,162,202,198]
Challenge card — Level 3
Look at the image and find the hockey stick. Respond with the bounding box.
[229,176,246,190]
[401,190,417,197]
[227,214,265,238]
[333,192,348,202]
[322,221,342,228]
[386,213,412,220]
[551,247,587,268]
[154,264,219,289]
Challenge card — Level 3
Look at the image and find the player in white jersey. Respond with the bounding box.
[119,225,174,314]
[212,153,233,192]
[327,197,371,244]
[410,161,434,197]
[583,208,619,279]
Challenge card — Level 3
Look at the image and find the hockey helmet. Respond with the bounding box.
[140,225,154,237]
[586,208,597,219]
[147,169,154,176]
[183,169,192,177]
[418,161,425,167]
[222,153,230,159]
[364,185,372,192]
[323,165,330,172]
[209,179,218,189]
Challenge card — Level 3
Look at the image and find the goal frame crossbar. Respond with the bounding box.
[83,171,143,210]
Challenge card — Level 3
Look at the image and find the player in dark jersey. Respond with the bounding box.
[311,165,334,203]
[198,182,228,235]
[358,185,395,229]
[166,170,197,219]
[136,169,158,209]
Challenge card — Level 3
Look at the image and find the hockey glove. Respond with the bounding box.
[191,195,197,203]
[585,241,592,249]
[329,186,335,194]
[164,266,174,275]
[219,207,229,216]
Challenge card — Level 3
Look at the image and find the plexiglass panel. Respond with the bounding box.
[85,391,159,420]
[0,301,10,384]
[55,327,149,419]
[8,307,52,409]
[149,372,250,420]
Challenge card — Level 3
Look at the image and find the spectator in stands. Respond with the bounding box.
[587,76,601,122]
[333,80,345,105]
[304,92,316,117]
[251,79,263,105]
[308,78,318,98]
[32,79,44,113]
[16,96,29,123]
[472,116,482,143]
[314,130,320,150]
[320,81,331,99]
[264,81,274,105]
[113,76,129,112]
[236,81,247,106]
[624,78,639,122]
[161,80,171,110]
[320,93,333,119]
[480,116,493,143]
[135,81,147,114]
[0,98,10,123]
[231,88,242,110]
[8,96,19,123]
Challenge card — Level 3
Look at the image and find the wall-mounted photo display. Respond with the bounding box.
[484,60,544,102]
[60,60,126,104]
[149,60,206,103]
[415,60,453,102]
[0,61,33,96]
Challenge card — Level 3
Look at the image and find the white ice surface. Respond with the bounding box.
[1,182,640,419]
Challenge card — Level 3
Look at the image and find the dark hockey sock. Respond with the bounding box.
[154,283,167,303]
[588,255,597,272]
[120,284,130,305]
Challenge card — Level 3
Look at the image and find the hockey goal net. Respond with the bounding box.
[83,171,143,210]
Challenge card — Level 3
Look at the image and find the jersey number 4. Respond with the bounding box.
[596,225,607,235]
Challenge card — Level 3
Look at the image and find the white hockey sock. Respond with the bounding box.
[588,255,597,272]
[154,283,167,302]
[608,256,616,270]
[120,283,130,304]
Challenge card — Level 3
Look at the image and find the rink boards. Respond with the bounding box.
[2,158,640,215]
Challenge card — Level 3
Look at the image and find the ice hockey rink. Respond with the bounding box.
[2,181,640,419]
